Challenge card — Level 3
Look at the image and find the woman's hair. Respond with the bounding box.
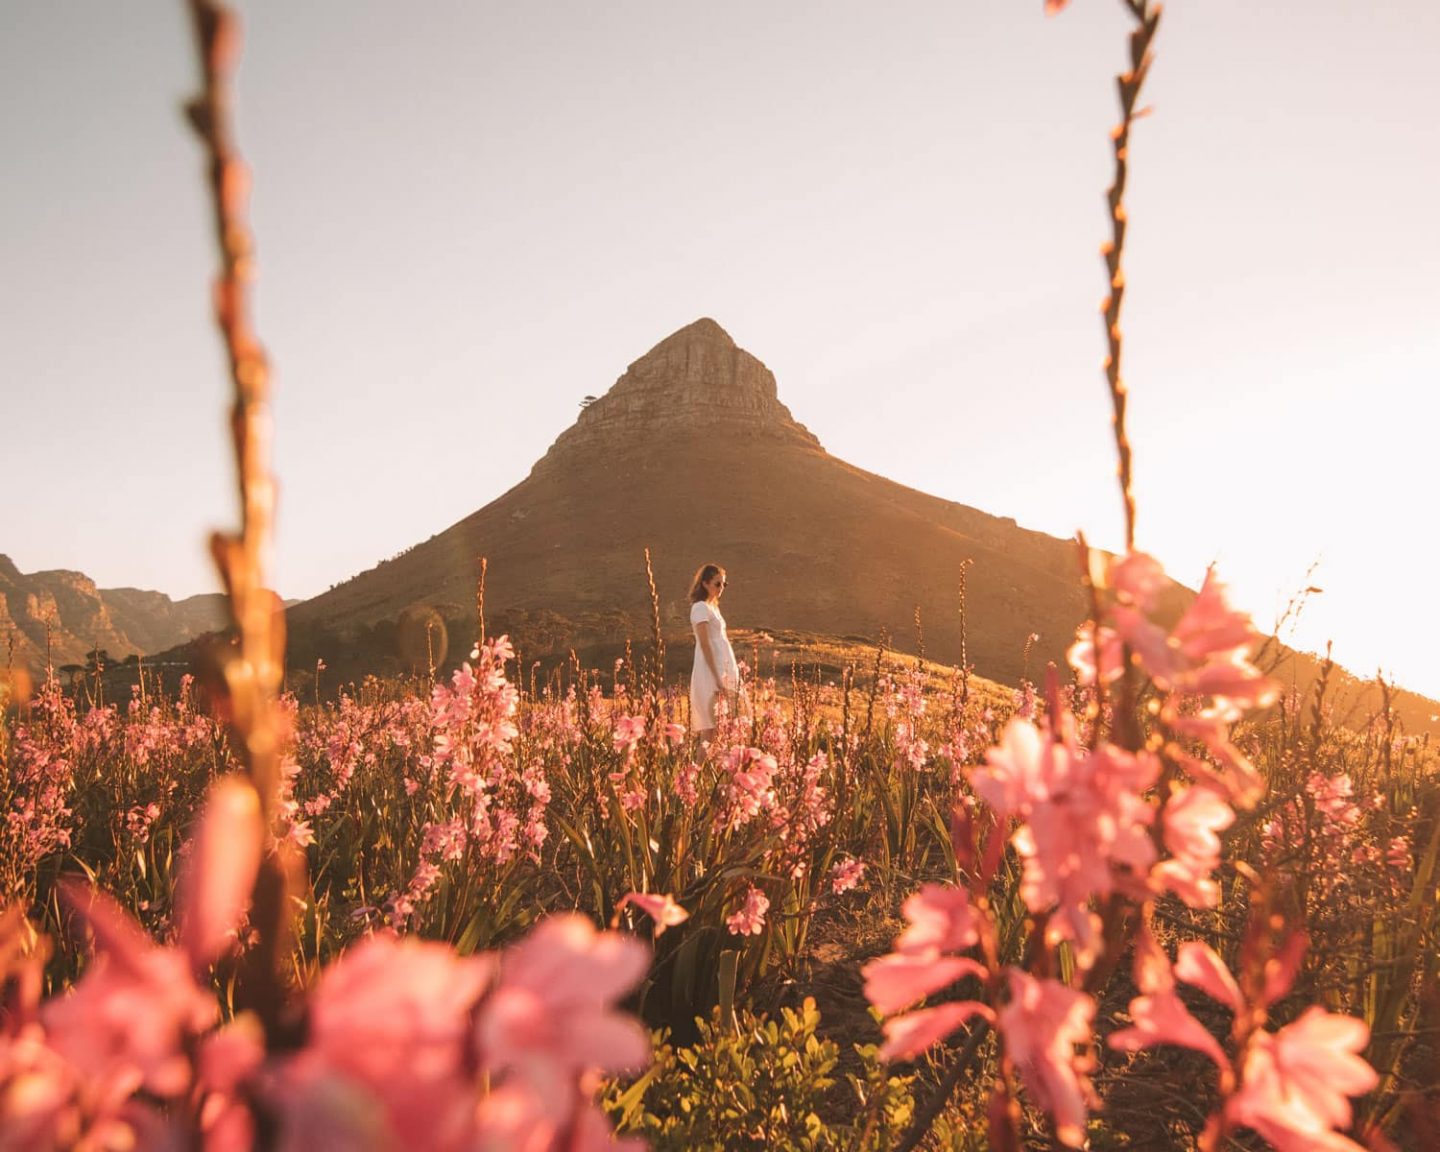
[689,563,724,603]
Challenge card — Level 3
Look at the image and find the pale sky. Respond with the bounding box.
[3,1,1437,699]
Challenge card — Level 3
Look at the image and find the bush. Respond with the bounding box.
[606,997,918,1152]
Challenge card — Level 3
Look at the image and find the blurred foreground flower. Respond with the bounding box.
[0,771,655,1150]
[1111,925,1378,1152]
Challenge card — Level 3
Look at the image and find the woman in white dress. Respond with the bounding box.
[689,563,740,734]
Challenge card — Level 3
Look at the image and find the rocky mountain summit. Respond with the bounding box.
[533,318,822,473]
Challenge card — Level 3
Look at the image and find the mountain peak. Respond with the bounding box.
[643,316,735,354]
[533,319,822,472]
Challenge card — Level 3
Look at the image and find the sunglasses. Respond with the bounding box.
[712,578,728,588]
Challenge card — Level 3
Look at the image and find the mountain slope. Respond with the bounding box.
[288,318,1112,685]
[284,318,1438,737]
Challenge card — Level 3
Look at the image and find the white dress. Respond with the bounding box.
[690,599,739,731]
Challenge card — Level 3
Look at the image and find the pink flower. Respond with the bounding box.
[1308,773,1361,828]
[972,718,1064,819]
[0,772,273,1146]
[1165,732,1266,809]
[675,761,700,806]
[829,856,866,895]
[612,714,646,753]
[476,914,651,1123]
[268,1070,395,1150]
[895,884,980,955]
[1112,604,1181,685]
[725,886,769,936]
[277,933,493,1148]
[1067,623,1124,687]
[1111,929,1375,1148]
[42,883,217,1101]
[863,881,996,1063]
[976,726,1157,969]
[1109,927,1228,1072]
[878,1000,995,1062]
[284,818,315,849]
[1110,550,1167,610]
[1179,649,1278,712]
[1111,984,1232,1072]
[196,1015,264,1151]
[862,953,988,1015]
[175,776,264,970]
[1173,939,1245,1012]
[617,891,689,937]
[1102,559,1278,725]
[1172,568,1259,665]
[997,971,1097,1149]
[473,1083,647,1152]
[1152,784,1234,908]
[1226,1008,1379,1152]
[721,748,778,830]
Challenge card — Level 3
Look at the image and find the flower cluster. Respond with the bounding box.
[1111,923,1378,1152]
[0,773,656,1151]
[861,552,1379,1151]
[392,637,549,925]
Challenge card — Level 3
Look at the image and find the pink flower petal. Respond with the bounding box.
[998,971,1097,1149]
[503,915,650,1006]
[1109,989,1229,1072]
[1269,1008,1378,1119]
[551,1007,652,1075]
[198,1014,265,1094]
[974,719,1060,818]
[879,1001,994,1062]
[177,776,264,968]
[1112,605,1181,686]
[897,884,980,954]
[617,892,689,936]
[1171,569,1256,664]
[862,953,988,1016]
[1110,551,1167,609]
[1174,941,1244,1014]
[57,878,151,976]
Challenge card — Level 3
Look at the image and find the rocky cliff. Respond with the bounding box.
[532,318,822,473]
[0,555,226,670]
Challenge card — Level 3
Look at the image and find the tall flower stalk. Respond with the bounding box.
[182,0,296,1035]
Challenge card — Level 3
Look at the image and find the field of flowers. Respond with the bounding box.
[3,0,1437,1148]
[3,587,1437,1149]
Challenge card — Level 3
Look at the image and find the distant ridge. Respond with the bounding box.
[0,555,226,670]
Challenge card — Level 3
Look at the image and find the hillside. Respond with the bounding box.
[286,319,1097,687]
[283,318,1438,738]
